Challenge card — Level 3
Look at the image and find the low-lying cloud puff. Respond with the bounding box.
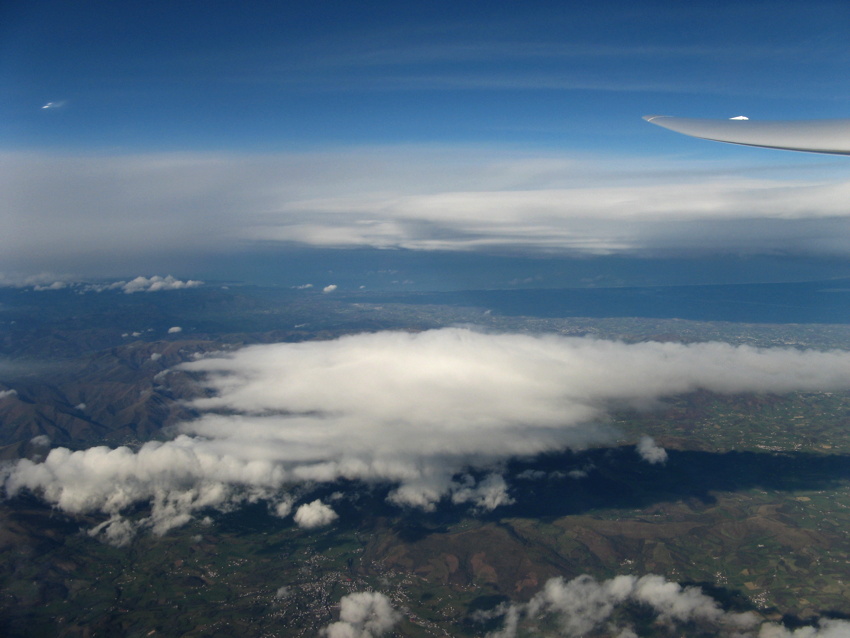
[6,328,850,539]
[120,275,203,294]
[480,573,849,638]
[293,499,338,529]
[636,435,668,464]
[321,592,401,638]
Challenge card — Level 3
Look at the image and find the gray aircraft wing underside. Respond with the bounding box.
[643,115,850,155]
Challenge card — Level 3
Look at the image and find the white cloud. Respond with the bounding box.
[167,326,183,334]
[30,435,51,447]
[321,591,402,638]
[0,272,74,288]
[33,280,68,291]
[636,435,668,464]
[758,620,850,637]
[7,328,850,539]
[3,149,850,275]
[450,473,514,510]
[272,496,294,518]
[120,275,203,294]
[293,499,338,529]
[88,515,136,548]
[481,573,850,638]
[4,275,204,294]
[322,284,338,293]
[0,389,18,400]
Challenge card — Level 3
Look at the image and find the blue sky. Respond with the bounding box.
[3,0,850,285]
[4,0,850,151]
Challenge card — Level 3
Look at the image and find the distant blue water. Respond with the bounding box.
[353,279,850,324]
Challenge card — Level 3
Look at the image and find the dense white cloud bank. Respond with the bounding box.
[320,592,402,638]
[6,328,850,540]
[0,273,203,293]
[481,573,850,638]
[4,149,850,275]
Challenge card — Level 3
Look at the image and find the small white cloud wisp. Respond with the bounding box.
[6,328,850,542]
[636,435,668,464]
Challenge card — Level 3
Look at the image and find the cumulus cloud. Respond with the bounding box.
[272,496,294,518]
[451,473,514,510]
[0,389,18,400]
[88,515,137,547]
[321,592,402,638]
[293,500,338,529]
[758,620,850,637]
[636,435,668,464]
[119,275,203,294]
[6,275,204,294]
[33,280,68,291]
[322,284,338,293]
[167,326,183,334]
[481,573,850,638]
[0,272,74,288]
[7,328,850,539]
[4,149,850,275]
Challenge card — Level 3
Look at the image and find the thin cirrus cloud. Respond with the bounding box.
[3,149,850,275]
[7,328,850,543]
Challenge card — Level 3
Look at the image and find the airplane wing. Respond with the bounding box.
[643,115,850,155]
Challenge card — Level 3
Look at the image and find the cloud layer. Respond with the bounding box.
[480,573,850,638]
[6,328,850,539]
[0,273,203,293]
[4,149,850,275]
